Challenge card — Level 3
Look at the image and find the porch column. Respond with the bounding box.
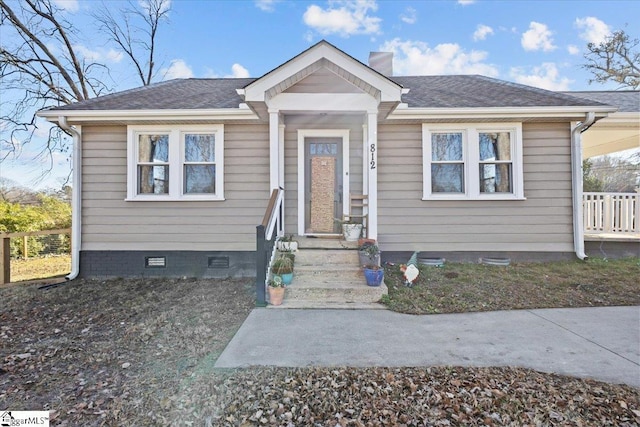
[269,109,280,190]
[366,111,378,239]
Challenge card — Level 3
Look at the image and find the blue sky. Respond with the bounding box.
[2,0,638,190]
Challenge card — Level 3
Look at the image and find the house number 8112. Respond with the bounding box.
[370,144,376,169]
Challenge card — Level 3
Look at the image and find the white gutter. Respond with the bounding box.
[571,112,596,260]
[388,105,614,120]
[58,117,82,280]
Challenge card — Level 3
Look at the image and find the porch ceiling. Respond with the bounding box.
[583,112,640,158]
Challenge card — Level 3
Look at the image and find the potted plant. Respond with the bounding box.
[336,219,363,241]
[276,234,298,251]
[267,276,285,306]
[358,241,380,267]
[363,264,384,287]
[272,254,294,285]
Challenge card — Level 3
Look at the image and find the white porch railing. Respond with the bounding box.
[583,192,639,235]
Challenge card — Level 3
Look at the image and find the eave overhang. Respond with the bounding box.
[37,107,259,124]
[387,105,617,121]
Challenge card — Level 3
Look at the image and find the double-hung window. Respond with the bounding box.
[422,123,524,200]
[127,125,224,201]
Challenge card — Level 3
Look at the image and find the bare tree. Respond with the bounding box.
[0,0,169,180]
[583,29,640,89]
[94,0,170,86]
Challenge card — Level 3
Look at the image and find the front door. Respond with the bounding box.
[305,138,343,234]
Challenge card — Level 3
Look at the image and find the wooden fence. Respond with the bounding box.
[0,228,71,285]
[583,192,639,235]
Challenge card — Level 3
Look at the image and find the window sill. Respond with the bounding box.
[125,196,226,202]
[422,195,526,201]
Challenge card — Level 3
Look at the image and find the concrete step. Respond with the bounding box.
[267,301,387,310]
[293,249,359,267]
[284,284,387,304]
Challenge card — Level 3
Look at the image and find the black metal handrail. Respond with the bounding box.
[256,187,284,306]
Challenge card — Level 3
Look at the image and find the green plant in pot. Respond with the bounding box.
[358,241,380,267]
[267,276,285,305]
[272,254,294,285]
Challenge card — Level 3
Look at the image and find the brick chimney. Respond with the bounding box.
[368,52,393,76]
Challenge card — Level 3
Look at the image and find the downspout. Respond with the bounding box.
[58,116,82,280]
[570,112,595,260]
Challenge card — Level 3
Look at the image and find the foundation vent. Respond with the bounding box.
[208,256,230,269]
[145,256,166,268]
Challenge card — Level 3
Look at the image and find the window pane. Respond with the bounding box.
[432,133,463,161]
[432,164,464,193]
[138,165,169,194]
[184,165,216,193]
[479,132,511,161]
[185,134,215,162]
[138,134,169,162]
[480,163,512,193]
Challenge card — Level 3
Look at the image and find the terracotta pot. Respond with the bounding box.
[268,286,285,305]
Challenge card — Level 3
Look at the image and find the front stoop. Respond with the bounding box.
[269,240,388,309]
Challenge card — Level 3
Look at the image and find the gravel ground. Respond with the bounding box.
[1,277,638,426]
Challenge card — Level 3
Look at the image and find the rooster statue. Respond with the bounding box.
[399,251,420,287]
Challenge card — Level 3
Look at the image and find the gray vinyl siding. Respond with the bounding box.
[81,124,270,251]
[377,122,574,252]
[282,115,365,235]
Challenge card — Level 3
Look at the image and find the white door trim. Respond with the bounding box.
[297,129,350,236]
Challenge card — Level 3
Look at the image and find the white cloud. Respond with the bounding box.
[521,22,556,52]
[106,49,124,63]
[139,0,171,15]
[379,38,499,76]
[73,45,123,63]
[255,0,279,12]
[567,45,580,55]
[400,7,417,24]
[510,63,572,91]
[473,24,494,41]
[162,59,194,80]
[226,64,250,78]
[52,0,79,12]
[303,0,381,37]
[575,16,611,44]
[458,0,475,5]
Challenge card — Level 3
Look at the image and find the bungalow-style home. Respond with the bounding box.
[38,40,620,279]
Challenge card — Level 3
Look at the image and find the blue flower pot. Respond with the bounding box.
[279,273,293,285]
[363,268,384,287]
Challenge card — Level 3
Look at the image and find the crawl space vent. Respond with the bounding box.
[208,256,230,269]
[145,256,166,268]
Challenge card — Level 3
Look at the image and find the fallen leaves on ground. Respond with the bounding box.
[1,277,638,426]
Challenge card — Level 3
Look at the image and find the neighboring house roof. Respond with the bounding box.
[43,75,608,112]
[562,91,640,112]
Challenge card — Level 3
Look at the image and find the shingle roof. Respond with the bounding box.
[562,91,640,112]
[392,75,608,108]
[44,75,609,112]
[49,78,255,111]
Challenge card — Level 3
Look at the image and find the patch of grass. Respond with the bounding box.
[9,254,71,282]
[383,257,640,314]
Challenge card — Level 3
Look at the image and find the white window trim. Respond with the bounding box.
[422,123,524,200]
[126,124,224,201]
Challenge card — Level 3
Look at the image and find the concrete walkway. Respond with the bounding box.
[215,306,640,388]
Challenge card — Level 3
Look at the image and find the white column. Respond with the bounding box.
[366,111,378,239]
[269,110,280,190]
[278,124,285,188]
